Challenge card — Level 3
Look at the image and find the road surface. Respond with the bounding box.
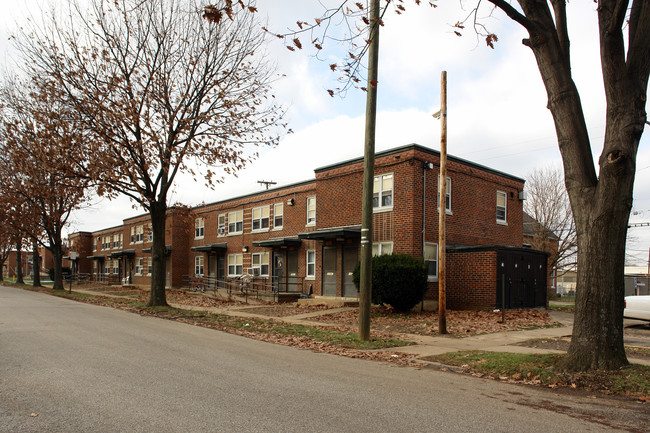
[1,285,647,432]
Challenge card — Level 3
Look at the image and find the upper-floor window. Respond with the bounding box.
[228,210,243,234]
[228,254,243,276]
[195,217,205,239]
[195,256,204,276]
[306,250,316,279]
[113,233,123,249]
[252,206,270,232]
[94,237,98,251]
[147,229,153,243]
[437,175,452,214]
[218,214,226,236]
[102,235,111,250]
[496,191,507,224]
[373,173,393,210]
[130,225,144,244]
[273,203,283,229]
[306,196,316,225]
[372,241,393,256]
[424,242,438,281]
[251,252,269,276]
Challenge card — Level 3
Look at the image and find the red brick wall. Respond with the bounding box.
[446,250,498,310]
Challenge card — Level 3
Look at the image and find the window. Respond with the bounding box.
[147,230,153,243]
[372,242,393,256]
[228,254,243,276]
[437,175,452,214]
[147,257,152,276]
[94,237,98,251]
[496,191,507,223]
[306,250,316,279]
[252,206,270,231]
[195,217,205,239]
[195,256,204,276]
[424,242,438,281]
[102,236,111,250]
[228,210,243,234]
[131,225,144,243]
[135,258,143,276]
[113,260,119,275]
[251,252,269,276]
[273,203,283,229]
[218,214,226,236]
[104,261,111,275]
[306,196,316,225]
[373,173,393,210]
[113,233,122,249]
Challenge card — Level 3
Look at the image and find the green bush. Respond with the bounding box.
[48,267,71,281]
[353,254,428,312]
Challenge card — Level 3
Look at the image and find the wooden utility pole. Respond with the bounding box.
[358,0,380,341]
[438,71,448,335]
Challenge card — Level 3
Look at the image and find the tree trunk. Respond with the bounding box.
[32,239,41,287]
[51,244,64,291]
[148,201,168,307]
[15,242,24,284]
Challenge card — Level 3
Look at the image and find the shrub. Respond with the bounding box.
[353,254,428,312]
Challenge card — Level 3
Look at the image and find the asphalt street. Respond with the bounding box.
[1,285,648,432]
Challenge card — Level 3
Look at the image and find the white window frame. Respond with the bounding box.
[373,173,394,211]
[424,242,439,282]
[113,260,119,275]
[251,252,269,276]
[372,241,393,256]
[273,202,283,230]
[195,255,204,276]
[228,254,243,276]
[251,206,270,232]
[147,257,152,276]
[195,217,205,239]
[306,196,316,226]
[135,258,143,276]
[218,214,226,236]
[437,175,452,215]
[131,225,143,244]
[94,237,98,251]
[496,190,507,224]
[228,210,243,235]
[306,250,316,279]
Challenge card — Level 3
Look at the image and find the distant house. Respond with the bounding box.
[67,144,550,310]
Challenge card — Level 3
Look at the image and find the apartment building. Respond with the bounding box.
[67,144,549,309]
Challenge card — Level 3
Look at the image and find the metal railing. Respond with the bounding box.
[183,274,308,303]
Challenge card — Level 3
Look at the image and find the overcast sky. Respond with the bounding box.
[2,1,649,266]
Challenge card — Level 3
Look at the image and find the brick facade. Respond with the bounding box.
[67,144,546,309]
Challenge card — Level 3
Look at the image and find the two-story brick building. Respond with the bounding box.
[67,144,549,310]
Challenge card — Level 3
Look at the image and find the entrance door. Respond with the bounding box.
[342,244,359,297]
[165,256,170,288]
[287,250,298,292]
[273,252,285,291]
[322,245,337,296]
[208,255,217,289]
[217,255,225,289]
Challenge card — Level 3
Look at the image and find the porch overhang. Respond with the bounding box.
[252,237,302,248]
[108,249,135,258]
[86,255,105,260]
[298,225,361,240]
[190,242,227,253]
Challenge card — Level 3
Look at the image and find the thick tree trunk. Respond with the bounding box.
[32,240,41,287]
[51,244,64,291]
[148,201,168,307]
[15,242,24,284]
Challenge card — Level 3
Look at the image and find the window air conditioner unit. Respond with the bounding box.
[218,227,225,235]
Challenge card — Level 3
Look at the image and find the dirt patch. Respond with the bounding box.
[236,304,340,317]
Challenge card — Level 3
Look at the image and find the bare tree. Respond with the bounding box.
[524,166,577,278]
[17,0,285,306]
[0,78,90,291]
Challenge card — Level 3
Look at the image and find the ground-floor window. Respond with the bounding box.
[251,252,269,276]
[372,241,393,256]
[228,254,243,277]
[195,255,204,276]
[135,258,143,276]
[306,250,316,279]
[424,242,438,281]
[147,257,152,276]
[113,260,119,275]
